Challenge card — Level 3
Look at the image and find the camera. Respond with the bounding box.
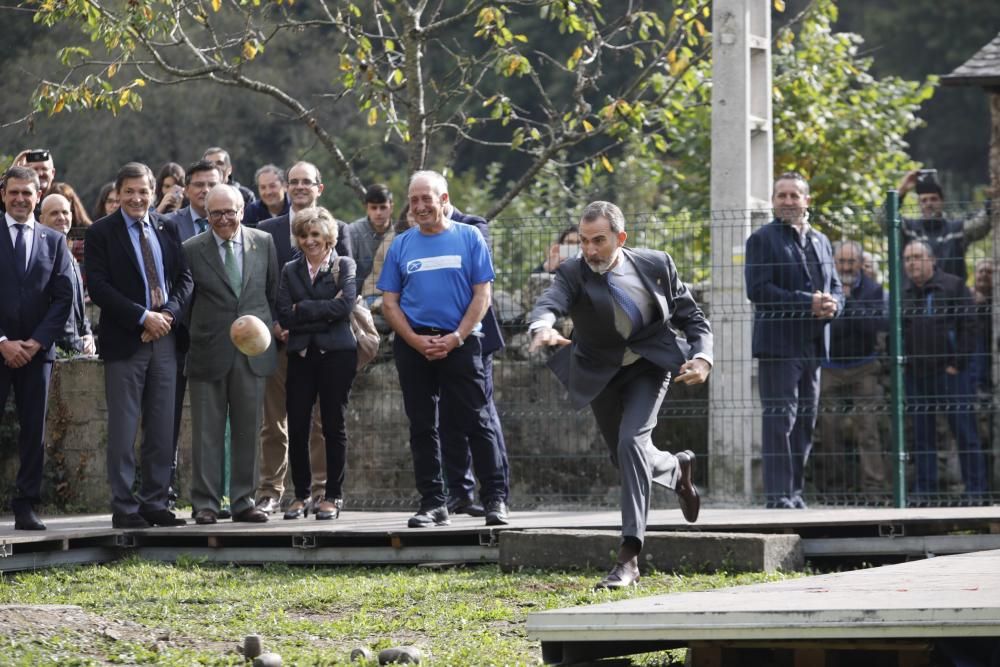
[916,168,938,185]
[25,149,51,163]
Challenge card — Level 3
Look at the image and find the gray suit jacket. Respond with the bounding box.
[529,247,713,409]
[182,225,279,381]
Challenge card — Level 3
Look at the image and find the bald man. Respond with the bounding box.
[39,195,95,356]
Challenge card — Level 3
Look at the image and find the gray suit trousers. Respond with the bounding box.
[189,352,265,515]
[104,333,177,515]
[590,358,679,545]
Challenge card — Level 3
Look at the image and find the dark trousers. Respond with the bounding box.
[104,334,177,515]
[905,370,987,497]
[0,355,52,513]
[759,356,821,502]
[393,334,505,509]
[440,353,510,502]
[286,347,356,501]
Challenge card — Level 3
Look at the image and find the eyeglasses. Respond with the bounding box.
[208,209,240,220]
[288,179,318,187]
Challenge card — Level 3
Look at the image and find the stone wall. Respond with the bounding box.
[1,354,709,514]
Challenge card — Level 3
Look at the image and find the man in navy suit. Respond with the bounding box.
[745,172,843,509]
[86,162,193,529]
[253,161,349,513]
[0,166,74,530]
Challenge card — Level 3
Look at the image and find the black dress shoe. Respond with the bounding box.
[112,513,151,529]
[484,499,509,526]
[595,557,640,590]
[315,498,343,520]
[140,509,187,527]
[675,450,700,523]
[447,497,486,517]
[14,509,46,531]
[233,507,269,523]
[218,508,232,520]
[407,505,450,528]
[283,498,310,520]
[791,494,808,509]
[765,497,796,509]
[255,496,279,514]
[194,509,218,525]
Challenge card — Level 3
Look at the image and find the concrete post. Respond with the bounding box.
[708,0,772,503]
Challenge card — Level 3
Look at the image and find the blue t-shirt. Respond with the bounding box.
[377,222,495,331]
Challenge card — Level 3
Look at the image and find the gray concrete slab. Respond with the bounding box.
[527,549,1000,645]
[500,529,803,573]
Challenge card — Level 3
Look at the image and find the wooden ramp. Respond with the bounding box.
[1,507,999,572]
[527,549,1000,665]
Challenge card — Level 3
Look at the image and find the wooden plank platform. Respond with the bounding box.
[1,507,999,572]
[527,549,1000,665]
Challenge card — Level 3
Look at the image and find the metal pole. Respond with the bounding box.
[885,190,906,508]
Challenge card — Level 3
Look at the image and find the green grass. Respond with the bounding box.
[0,559,800,666]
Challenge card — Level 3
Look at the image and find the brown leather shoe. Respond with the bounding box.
[315,498,343,520]
[594,557,640,590]
[233,506,269,523]
[283,498,309,520]
[675,450,700,523]
[194,509,218,525]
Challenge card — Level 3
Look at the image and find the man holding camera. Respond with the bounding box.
[897,169,991,283]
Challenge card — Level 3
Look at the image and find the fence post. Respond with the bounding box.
[885,190,906,508]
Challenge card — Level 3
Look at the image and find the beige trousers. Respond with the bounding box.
[257,344,327,501]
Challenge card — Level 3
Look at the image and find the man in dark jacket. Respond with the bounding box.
[818,240,887,494]
[902,240,987,502]
[897,169,990,283]
[745,172,843,509]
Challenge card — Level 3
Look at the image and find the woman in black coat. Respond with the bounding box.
[276,207,358,520]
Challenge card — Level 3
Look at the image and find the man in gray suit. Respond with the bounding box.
[183,184,279,524]
[529,201,712,589]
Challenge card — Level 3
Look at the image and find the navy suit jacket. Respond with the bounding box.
[745,219,843,359]
[449,207,504,356]
[161,206,207,242]
[0,221,74,361]
[85,209,194,361]
[530,247,713,409]
[258,213,351,269]
[243,195,290,228]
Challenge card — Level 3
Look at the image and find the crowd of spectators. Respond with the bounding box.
[1,148,995,533]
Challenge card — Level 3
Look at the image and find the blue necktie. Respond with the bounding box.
[13,223,27,278]
[196,218,208,234]
[608,273,644,335]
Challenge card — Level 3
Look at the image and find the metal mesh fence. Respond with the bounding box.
[342,200,998,509]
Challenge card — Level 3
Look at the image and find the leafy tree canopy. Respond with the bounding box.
[24,0,714,218]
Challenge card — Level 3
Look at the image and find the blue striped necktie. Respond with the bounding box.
[607,273,644,335]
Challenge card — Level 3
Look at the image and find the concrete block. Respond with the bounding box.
[499,529,803,574]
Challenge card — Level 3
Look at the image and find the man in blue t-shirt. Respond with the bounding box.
[378,170,508,528]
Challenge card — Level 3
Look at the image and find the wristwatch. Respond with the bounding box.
[452,331,464,346]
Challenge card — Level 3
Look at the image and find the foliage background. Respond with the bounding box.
[0,0,995,225]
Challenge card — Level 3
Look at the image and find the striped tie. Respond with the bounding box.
[608,274,643,336]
